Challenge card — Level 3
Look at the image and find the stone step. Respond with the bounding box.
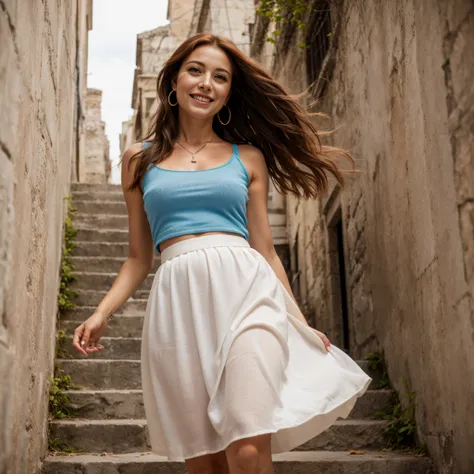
[42,451,434,474]
[71,183,122,192]
[61,337,141,360]
[76,227,129,243]
[72,190,124,202]
[72,242,130,258]
[64,389,393,421]
[69,256,160,273]
[74,200,127,215]
[60,316,144,337]
[56,360,381,391]
[61,306,145,320]
[73,213,129,230]
[66,390,144,419]
[63,301,147,320]
[70,272,155,291]
[48,419,388,454]
[73,290,150,307]
[350,389,393,418]
[56,360,142,390]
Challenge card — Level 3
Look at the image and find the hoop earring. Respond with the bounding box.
[168,90,178,106]
[217,104,231,126]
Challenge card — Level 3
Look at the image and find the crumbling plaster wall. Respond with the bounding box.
[253,0,473,471]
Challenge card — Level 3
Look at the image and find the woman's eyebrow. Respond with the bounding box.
[185,60,230,75]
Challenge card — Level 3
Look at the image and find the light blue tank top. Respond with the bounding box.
[141,142,249,254]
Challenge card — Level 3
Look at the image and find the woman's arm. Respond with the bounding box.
[241,145,309,325]
[242,145,331,350]
[73,143,155,355]
[94,143,155,319]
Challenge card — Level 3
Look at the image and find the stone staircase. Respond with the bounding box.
[42,183,433,473]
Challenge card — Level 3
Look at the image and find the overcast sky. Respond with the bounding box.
[87,0,169,184]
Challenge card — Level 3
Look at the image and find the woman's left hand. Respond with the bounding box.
[312,328,331,352]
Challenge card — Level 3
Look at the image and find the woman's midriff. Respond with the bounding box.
[158,231,243,253]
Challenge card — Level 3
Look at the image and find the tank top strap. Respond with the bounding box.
[231,143,250,184]
[142,141,152,149]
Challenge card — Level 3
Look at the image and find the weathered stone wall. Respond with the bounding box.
[84,89,111,183]
[0,1,91,472]
[252,0,473,471]
[190,0,255,55]
[129,27,178,142]
[168,0,195,44]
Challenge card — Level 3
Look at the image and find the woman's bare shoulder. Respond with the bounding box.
[237,143,267,181]
[121,143,145,189]
[238,143,264,159]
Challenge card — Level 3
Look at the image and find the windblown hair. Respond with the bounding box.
[125,33,354,198]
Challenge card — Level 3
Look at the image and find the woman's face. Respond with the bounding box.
[173,45,232,121]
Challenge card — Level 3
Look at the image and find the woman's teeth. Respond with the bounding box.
[192,95,212,103]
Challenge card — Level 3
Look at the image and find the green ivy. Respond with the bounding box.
[48,369,80,420]
[48,195,82,439]
[256,0,331,48]
[57,196,79,315]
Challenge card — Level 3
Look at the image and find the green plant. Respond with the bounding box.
[365,351,391,389]
[375,376,427,454]
[256,0,332,48]
[57,196,79,315]
[55,328,68,359]
[48,369,81,420]
[48,198,83,453]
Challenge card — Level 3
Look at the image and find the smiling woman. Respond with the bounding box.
[73,33,371,474]
[175,52,233,126]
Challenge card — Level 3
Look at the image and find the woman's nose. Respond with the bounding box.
[199,82,211,92]
[199,76,212,91]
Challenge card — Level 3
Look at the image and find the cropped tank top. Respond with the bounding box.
[141,141,250,254]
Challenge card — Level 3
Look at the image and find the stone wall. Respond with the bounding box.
[190,0,255,55]
[0,1,91,472]
[251,0,474,471]
[168,0,195,44]
[84,89,111,183]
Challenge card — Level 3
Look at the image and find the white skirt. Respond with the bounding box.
[141,234,372,461]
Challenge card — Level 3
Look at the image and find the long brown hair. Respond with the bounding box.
[125,33,353,198]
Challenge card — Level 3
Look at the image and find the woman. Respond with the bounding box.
[73,34,371,474]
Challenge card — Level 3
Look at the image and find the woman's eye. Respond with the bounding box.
[216,75,227,81]
[188,67,200,73]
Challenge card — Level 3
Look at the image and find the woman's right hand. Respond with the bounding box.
[72,311,108,357]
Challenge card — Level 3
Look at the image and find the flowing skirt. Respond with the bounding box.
[141,234,371,461]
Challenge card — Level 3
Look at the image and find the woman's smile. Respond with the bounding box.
[189,93,214,106]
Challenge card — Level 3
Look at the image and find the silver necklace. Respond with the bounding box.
[176,139,212,163]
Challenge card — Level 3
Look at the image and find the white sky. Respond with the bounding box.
[87,0,169,184]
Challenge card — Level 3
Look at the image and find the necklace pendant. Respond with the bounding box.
[191,156,197,163]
